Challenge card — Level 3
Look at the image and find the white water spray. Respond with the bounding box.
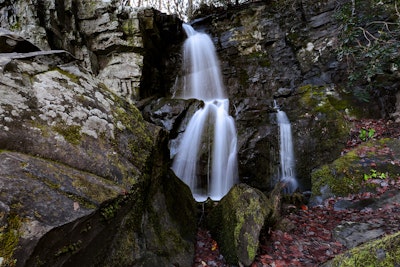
[172,24,238,201]
[274,101,298,193]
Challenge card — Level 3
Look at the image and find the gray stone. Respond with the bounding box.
[0,29,41,53]
[274,87,293,98]
[333,221,385,249]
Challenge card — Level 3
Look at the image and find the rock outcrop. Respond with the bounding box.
[163,0,398,192]
[322,231,400,267]
[184,1,352,191]
[1,0,183,102]
[0,46,197,267]
[0,1,196,266]
[138,0,365,192]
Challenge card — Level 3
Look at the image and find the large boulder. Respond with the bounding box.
[0,1,197,265]
[206,184,278,266]
[0,45,196,266]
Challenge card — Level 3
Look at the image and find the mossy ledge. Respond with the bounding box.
[323,231,400,267]
[312,138,400,198]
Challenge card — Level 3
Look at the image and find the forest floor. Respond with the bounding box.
[192,118,400,267]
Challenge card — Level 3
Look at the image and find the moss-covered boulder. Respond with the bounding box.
[206,184,278,266]
[21,169,197,267]
[322,231,400,267]
[0,47,196,266]
[291,84,353,189]
[311,138,400,201]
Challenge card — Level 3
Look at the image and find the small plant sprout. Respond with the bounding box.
[363,169,387,181]
[359,128,375,141]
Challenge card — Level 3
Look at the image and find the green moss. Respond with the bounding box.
[100,198,122,222]
[299,84,351,153]
[54,240,82,257]
[112,105,153,166]
[0,214,22,267]
[30,122,51,138]
[299,85,325,108]
[208,185,269,265]
[122,20,137,35]
[99,185,145,265]
[10,20,21,31]
[328,231,400,266]
[42,178,61,190]
[312,138,400,197]
[311,150,362,196]
[54,68,80,84]
[71,174,119,204]
[53,124,82,145]
[248,52,271,67]
[245,232,257,261]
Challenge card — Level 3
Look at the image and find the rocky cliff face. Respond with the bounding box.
[0,1,196,266]
[1,0,182,101]
[191,1,349,191]
[141,0,359,192]
[163,0,398,191]
[1,0,399,265]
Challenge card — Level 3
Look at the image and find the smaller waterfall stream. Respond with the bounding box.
[275,101,298,193]
[172,24,238,202]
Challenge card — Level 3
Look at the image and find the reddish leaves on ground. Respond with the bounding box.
[253,181,400,266]
[344,118,400,153]
[193,229,229,267]
[193,119,400,267]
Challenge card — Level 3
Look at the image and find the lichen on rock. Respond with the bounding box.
[206,183,277,266]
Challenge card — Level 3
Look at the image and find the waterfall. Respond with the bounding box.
[180,24,226,100]
[274,101,298,193]
[172,24,238,202]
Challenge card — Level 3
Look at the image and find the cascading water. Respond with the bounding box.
[274,101,298,193]
[172,24,238,202]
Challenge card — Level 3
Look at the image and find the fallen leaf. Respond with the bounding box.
[211,240,218,251]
